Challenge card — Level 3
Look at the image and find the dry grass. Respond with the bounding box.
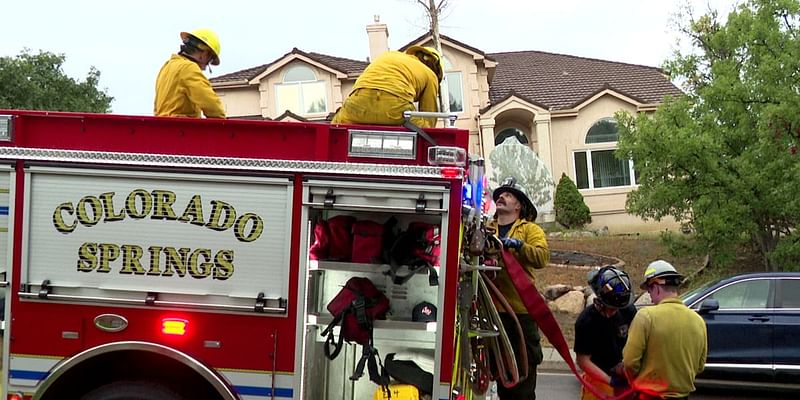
[536,235,714,347]
[541,235,709,289]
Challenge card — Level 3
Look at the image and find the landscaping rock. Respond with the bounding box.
[553,290,585,315]
[634,292,652,306]
[543,284,572,301]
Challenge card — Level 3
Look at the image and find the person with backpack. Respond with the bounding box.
[154,29,225,118]
[486,176,550,399]
[623,260,707,400]
[574,266,637,400]
[331,46,443,129]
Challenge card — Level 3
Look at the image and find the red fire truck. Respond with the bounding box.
[0,110,469,400]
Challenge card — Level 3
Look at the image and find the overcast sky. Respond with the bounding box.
[1,0,739,115]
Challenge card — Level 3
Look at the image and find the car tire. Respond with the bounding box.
[81,380,184,400]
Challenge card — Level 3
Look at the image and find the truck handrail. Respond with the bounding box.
[19,292,288,314]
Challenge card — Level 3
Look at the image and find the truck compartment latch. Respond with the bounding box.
[254,292,266,313]
[416,194,427,213]
[145,292,158,306]
[38,279,51,299]
[324,189,336,208]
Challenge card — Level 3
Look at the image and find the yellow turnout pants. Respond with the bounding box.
[331,88,435,128]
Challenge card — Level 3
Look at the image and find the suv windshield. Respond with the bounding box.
[681,279,719,307]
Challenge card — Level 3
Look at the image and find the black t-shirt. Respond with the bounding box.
[573,303,637,373]
[498,222,513,238]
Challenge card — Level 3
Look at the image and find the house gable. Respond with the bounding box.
[249,51,348,85]
[479,92,549,120]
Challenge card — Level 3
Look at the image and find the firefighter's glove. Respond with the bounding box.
[609,374,628,388]
[500,238,523,249]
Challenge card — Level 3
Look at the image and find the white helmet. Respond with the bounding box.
[640,260,684,289]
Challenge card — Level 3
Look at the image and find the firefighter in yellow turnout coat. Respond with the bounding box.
[486,177,550,399]
[155,29,225,118]
[332,46,443,128]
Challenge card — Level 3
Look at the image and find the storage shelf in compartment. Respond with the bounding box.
[309,260,440,275]
[309,260,389,274]
[312,315,436,331]
[311,315,437,346]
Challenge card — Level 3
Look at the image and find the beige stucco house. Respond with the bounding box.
[210,20,682,233]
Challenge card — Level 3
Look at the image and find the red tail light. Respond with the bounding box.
[161,318,188,336]
[440,166,462,179]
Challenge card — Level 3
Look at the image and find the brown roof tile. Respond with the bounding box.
[487,50,682,110]
[211,48,368,84]
[400,32,496,62]
[213,36,680,110]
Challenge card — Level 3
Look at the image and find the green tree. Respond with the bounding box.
[616,0,800,271]
[554,173,592,229]
[0,49,113,113]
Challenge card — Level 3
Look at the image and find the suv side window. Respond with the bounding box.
[710,279,770,309]
[776,279,800,308]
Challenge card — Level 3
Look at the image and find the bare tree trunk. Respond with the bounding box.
[419,0,450,120]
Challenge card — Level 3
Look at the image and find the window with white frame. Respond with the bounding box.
[573,118,637,189]
[443,56,464,113]
[275,64,327,115]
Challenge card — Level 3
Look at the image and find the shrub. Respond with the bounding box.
[554,173,591,229]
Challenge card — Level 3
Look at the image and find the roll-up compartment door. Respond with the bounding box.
[304,179,448,214]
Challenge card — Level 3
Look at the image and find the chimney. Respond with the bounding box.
[366,15,389,62]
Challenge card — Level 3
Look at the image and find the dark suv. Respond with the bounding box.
[681,272,800,386]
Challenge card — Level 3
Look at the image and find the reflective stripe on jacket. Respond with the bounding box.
[154,54,225,118]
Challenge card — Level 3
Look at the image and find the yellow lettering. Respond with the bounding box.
[147,246,163,275]
[177,194,206,226]
[97,243,119,273]
[213,250,234,280]
[77,242,97,271]
[76,196,103,226]
[100,192,125,222]
[188,248,213,278]
[53,203,77,233]
[151,190,178,220]
[120,244,146,275]
[163,247,190,277]
[125,189,151,219]
[206,200,235,231]
[234,213,264,243]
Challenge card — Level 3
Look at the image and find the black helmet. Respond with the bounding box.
[492,176,537,221]
[588,266,634,308]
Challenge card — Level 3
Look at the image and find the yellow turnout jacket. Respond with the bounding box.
[154,54,225,118]
[486,218,550,313]
[332,51,439,128]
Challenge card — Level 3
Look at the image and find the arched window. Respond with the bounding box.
[275,64,327,115]
[283,65,316,82]
[573,118,637,189]
[586,118,619,143]
[442,56,464,113]
[495,128,528,145]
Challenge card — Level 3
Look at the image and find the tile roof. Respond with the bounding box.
[400,32,496,62]
[210,48,368,84]
[211,37,681,110]
[486,50,682,110]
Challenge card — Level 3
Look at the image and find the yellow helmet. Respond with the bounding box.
[180,29,221,65]
[405,45,444,82]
